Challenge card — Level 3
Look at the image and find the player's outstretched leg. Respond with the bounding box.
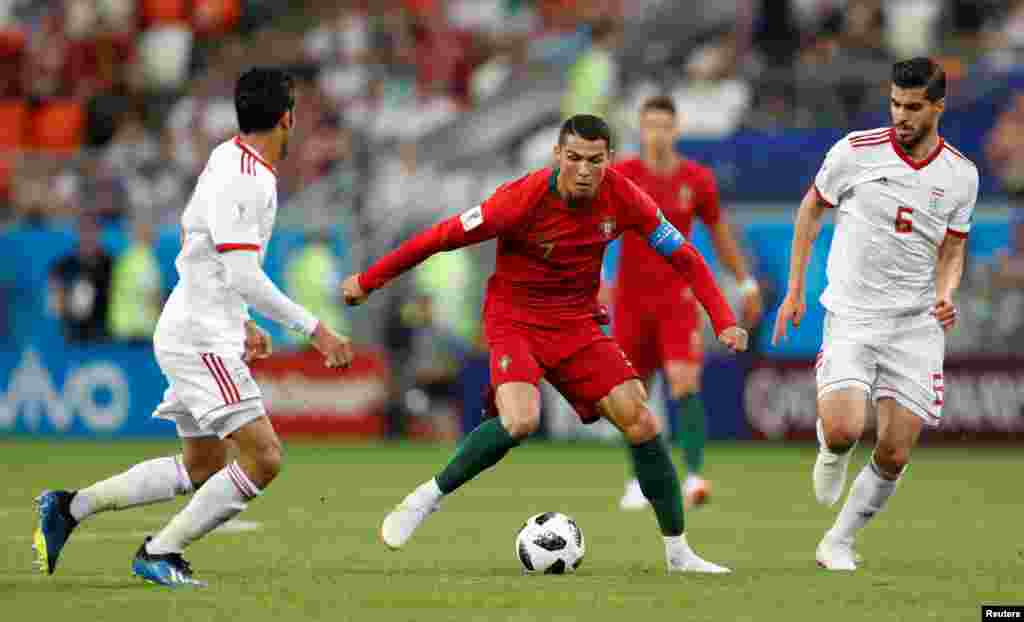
[813,389,867,506]
[33,454,197,575]
[381,383,534,550]
[602,380,729,574]
[135,415,277,587]
[817,399,918,571]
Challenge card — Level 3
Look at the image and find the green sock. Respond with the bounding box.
[674,395,706,475]
[630,436,685,536]
[435,418,519,494]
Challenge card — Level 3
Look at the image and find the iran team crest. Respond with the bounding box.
[599,217,615,239]
[930,187,944,210]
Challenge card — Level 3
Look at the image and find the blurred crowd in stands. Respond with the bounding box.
[3,1,1024,435]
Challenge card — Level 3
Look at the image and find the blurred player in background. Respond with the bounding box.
[609,96,763,512]
[343,114,748,574]
[34,68,353,587]
[773,58,978,571]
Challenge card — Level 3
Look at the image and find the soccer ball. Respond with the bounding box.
[515,512,585,574]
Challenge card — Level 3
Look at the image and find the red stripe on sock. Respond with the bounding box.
[200,354,230,404]
[229,462,258,498]
[225,464,250,498]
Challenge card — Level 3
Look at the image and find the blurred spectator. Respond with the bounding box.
[561,18,619,118]
[986,92,1024,290]
[366,139,441,252]
[108,218,161,342]
[284,228,349,347]
[671,29,751,138]
[48,216,113,343]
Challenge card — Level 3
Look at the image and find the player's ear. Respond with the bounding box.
[933,97,945,116]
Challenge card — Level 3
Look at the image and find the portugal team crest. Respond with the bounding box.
[679,184,693,203]
[599,217,615,240]
[499,355,511,373]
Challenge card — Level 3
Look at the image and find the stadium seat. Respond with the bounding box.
[28,100,85,154]
[0,100,27,150]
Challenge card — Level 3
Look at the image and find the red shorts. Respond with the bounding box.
[484,317,639,424]
[613,294,703,380]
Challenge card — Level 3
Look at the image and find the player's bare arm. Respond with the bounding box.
[772,186,830,345]
[708,216,763,326]
[932,232,967,332]
[342,273,367,306]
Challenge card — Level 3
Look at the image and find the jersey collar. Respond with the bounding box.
[234,136,277,175]
[889,128,944,171]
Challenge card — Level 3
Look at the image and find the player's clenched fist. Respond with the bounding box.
[342,273,367,306]
[242,320,272,363]
[931,298,957,332]
[772,293,806,345]
[718,326,748,352]
[310,322,353,369]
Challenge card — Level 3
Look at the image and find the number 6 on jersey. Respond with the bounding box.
[895,206,913,234]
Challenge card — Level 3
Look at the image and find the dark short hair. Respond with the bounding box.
[558,114,613,151]
[235,67,296,134]
[640,95,676,117]
[892,57,946,102]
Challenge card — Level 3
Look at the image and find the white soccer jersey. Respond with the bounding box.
[814,127,979,319]
[154,137,279,356]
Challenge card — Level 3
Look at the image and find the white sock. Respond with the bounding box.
[146,461,260,555]
[409,478,444,507]
[70,455,193,522]
[664,533,693,562]
[830,458,900,542]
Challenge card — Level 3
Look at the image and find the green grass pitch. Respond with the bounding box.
[1,440,1019,621]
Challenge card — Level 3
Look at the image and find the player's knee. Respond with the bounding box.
[501,408,540,439]
[873,444,909,478]
[822,420,860,454]
[666,364,700,399]
[622,403,661,444]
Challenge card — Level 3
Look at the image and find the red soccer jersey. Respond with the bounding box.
[611,157,721,312]
[359,167,735,333]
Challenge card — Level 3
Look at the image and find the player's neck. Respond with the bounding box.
[896,130,941,163]
[643,149,679,175]
[238,132,281,167]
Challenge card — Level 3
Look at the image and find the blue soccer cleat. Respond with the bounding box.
[132,537,207,588]
[33,490,79,575]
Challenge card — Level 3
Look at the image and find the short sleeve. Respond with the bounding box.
[696,168,722,227]
[813,137,855,207]
[210,174,270,253]
[948,165,979,238]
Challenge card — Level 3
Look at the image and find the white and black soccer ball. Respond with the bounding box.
[515,512,585,574]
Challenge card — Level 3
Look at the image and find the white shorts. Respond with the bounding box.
[816,311,945,426]
[153,350,265,439]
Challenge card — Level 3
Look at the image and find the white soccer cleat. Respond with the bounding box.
[619,478,649,511]
[667,552,732,574]
[816,534,858,571]
[813,419,856,506]
[380,499,439,550]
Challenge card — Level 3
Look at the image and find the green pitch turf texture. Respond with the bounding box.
[0,440,1019,621]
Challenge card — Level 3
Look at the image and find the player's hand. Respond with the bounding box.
[342,273,368,306]
[741,289,764,327]
[310,322,354,369]
[718,326,748,352]
[243,320,272,363]
[772,292,806,345]
[931,298,957,332]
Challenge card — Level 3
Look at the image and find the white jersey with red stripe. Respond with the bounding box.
[154,136,278,357]
[813,127,979,319]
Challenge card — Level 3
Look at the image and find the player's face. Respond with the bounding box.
[639,109,679,155]
[554,134,611,199]
[890,85,943,150]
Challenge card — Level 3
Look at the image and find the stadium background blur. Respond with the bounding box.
[1,0,1023,444]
